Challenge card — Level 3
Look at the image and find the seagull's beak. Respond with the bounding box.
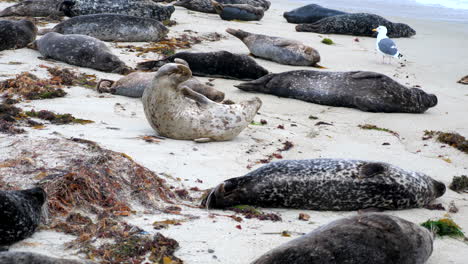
[372,28,378,32]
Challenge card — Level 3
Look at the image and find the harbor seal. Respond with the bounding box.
[235,70,438,113]
[32,32,130,74]
[226,28,320,66]
[212,1,264,21]
[0,187,46,247]
[283,3,347,24]
[174,0,270,13]
[142,61,262,141]
[202,159,446,210]
[58,0,175,21]
[0,251,96,264]
[296,13,416,38]
[0,20,37,51]
[38,14,168,42]
[0,0,64,17]
[137,51,269,80]
[252,214,433,264]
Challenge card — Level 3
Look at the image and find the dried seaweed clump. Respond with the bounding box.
[421,218,465,238]
[0,99,26,134]
[424,130,468,154]
[228,205,282,222]
[449,175,468,193]
[0,72,66,100]
[358,124,399,137]
[47,67,97,88]
[25,109,93,125]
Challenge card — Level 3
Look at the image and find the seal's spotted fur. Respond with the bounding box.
[203,159,446,210]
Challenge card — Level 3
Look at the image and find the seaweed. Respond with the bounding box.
[0,72,66,100]
[449,175,468,193]
[247,141,294,169]
[25,110,94,125]
[321,38,334,45]
[359,124,399,137]
[46,67,97,88]
[421,218,465,238]
[424,131,468,154]
[228,205,282,222]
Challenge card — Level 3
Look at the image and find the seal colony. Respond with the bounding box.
[235,70,438,113]
[202,159,446,210]
[252,214,434,264]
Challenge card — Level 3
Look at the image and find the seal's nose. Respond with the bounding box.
[433,180,446,198]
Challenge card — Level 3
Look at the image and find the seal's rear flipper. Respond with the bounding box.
[234,74,274,92]
[351,71,384,80]
[211,1,223,14]
[226,28,250,40]
[96,79,116,94]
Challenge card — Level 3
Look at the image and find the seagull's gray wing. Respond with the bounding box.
[378,38,398,56]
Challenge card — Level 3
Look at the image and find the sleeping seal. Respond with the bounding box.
[202,159,446,210]
[252,214,434,264]
[0,187,46,247]
[137,51,269,80]
[235,70,438,113]
[0,251,95,264]
[142,61,262,141]
[57,0,175,21]
[0,0,64,17]
[174,0,270,13]
[226,28,320,66]
[212,1,264,21]
[39,14,168,42]
[32,32,130,74]
[283,3,347,24]
[296,13,416,38]
[0,20,37,51]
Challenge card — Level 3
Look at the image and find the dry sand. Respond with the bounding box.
[0,0,467,263]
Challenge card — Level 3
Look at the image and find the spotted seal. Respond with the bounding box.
[137,51,269,80]
[212,1,264,21]
[0,0,64,17]
[57,0,175,21]
[0,251,96,264]
[226,28,320,66]
[252,214,434,264]
[296,13,416,38]
[283,3,347,24]
[174,0,270,13]
[38,14,168,42]
[235,70,437,113]
[0,187,46,247]
[32,32,130,74]
[142,61,262,141]
[202,159,446,210]
[0,20,37,51]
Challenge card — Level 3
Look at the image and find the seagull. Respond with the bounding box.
[372,26,403,64]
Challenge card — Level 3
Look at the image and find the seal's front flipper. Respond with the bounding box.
[181,86,211,105]
[358,214,399,233]
[194,138,211,143]
[174,58,189,67]
[351,71,384,80]
[358,162,387,178]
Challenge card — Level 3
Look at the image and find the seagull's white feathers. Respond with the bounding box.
[374,25,403,59]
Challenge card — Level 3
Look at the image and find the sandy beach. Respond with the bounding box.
[1,0,467,263]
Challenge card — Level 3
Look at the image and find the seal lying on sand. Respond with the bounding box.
[212,1,264,21]
[58,0,175,21]
[39,14,168,42]
[142,61,262,141]
[226,28,320,66]
[283,3,347,24]
[0,0,64,17]
[32,32,130,74]
[252,214,434,264]
[97,62,225,101]
[202,159,446,210]
[235,70,437,113]
[0,252,95,264]
[137,51,269,80]
[296,13,416,38]
[175,0,270,13]
[0,187,46,247]
[0,20,37,51]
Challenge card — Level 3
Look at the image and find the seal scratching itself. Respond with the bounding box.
[226,28,320,66]
[0,20,37,51]
[235,70,438,113]
[142,61,262,141]
[202,159,446,210]
[212,1,264,21]
[0,187,46,247]
[283,3,347,24]
[252,214,434,264]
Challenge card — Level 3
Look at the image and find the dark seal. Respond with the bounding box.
[202,159,446,210]
[0,20,37,51]
[137,51,269,80]
[252,214,434,264]
[58,0,175,21]
[0,0,64,17]
[0,187,46,247]
[0,251,95,264]
[235,70,437,113]
[212,1,264,21]
[283,3,347,24]
[296,13,416,38]
[33,32,130,74]
[39,14,168,42]
[174,0,270,14]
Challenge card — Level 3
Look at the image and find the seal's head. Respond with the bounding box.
[99,53,131,75]
[57,0,76,17]
[201,178,246,209]
[21,187,47,207]
[155,62,192,85]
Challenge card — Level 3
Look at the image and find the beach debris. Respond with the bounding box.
[277,124,285,129]
[0,99,26,134]
[448,201,459,213]
[321,38,334,45]
[359,124,399,137]
[449,175,468,193]
[424,131,468,154]
[46,66,97,88]
[315,121,333,126]
[228,205,282,222]
[298,213,310,221]
[424,203,445,211]
[247,140,294,169]
[457,75,468,85]
[25,109,93,125]
[308,115,318,120]
[421,217,465,238]
[153,219,184,229]
[138,135,163,143]
[281,231,291,237]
